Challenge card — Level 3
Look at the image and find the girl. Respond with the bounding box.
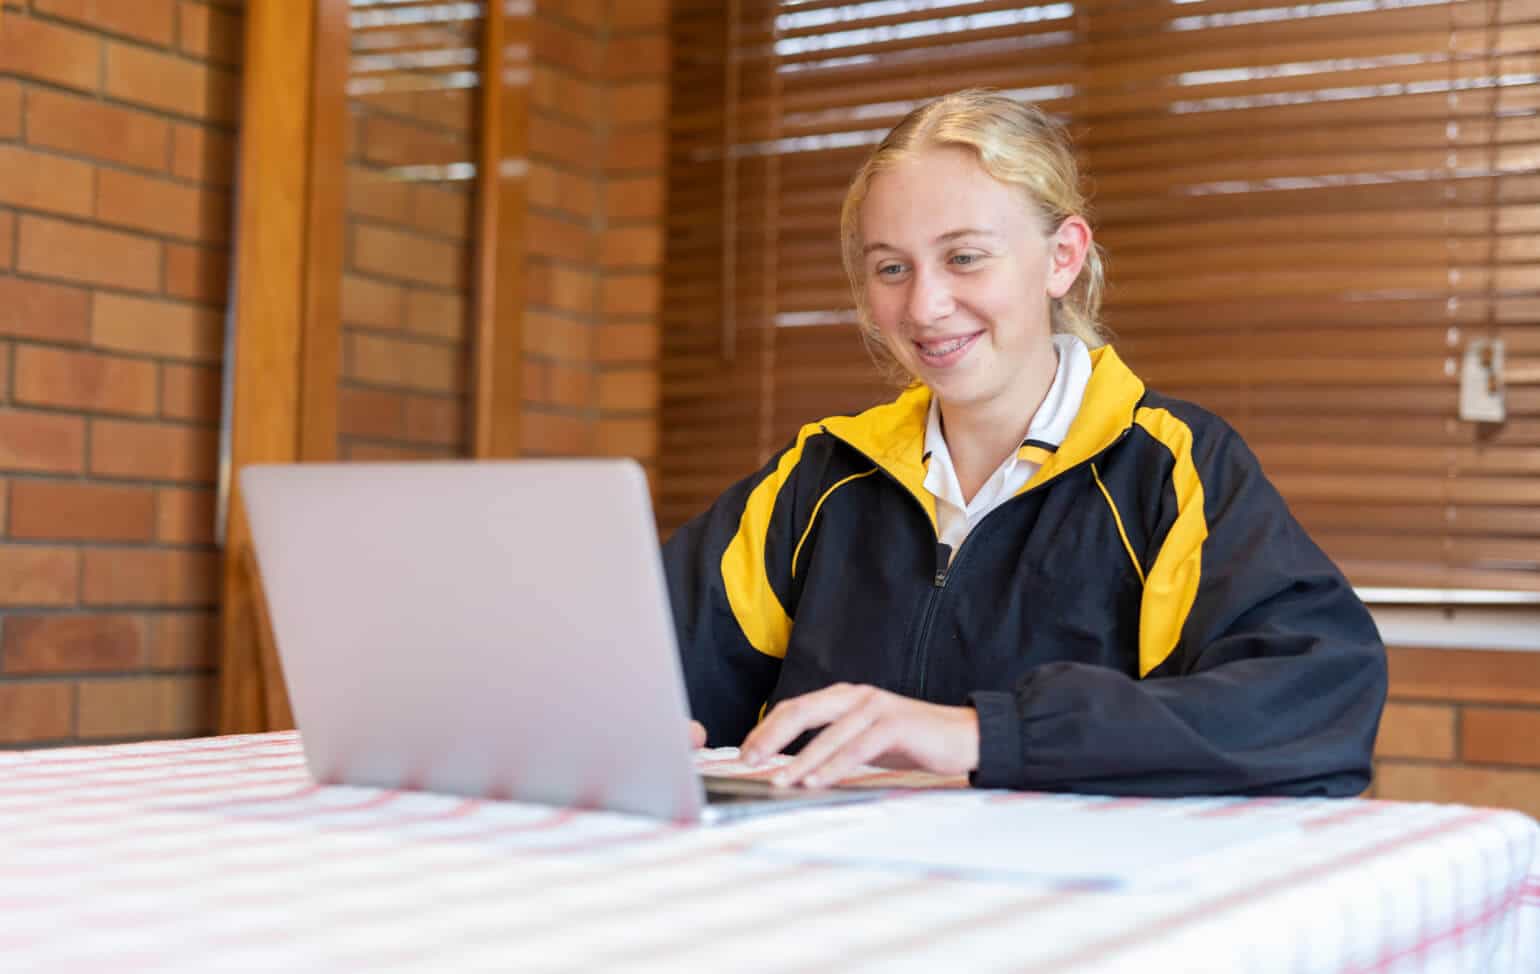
[665,90,1386,797]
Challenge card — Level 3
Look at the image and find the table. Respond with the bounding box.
[0,732,1535,972]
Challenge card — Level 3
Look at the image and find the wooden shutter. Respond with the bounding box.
[1081,0,1540,592]
[662,0,1540,594]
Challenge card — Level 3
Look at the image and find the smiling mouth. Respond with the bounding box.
[915,332,981,361]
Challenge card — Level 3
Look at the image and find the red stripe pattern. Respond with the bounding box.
[0,734,1534,971]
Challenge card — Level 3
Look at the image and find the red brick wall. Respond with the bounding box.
[0,1,668,746]
[1372,646,1540,818]
[0,0,238,744]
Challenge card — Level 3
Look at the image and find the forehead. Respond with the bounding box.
[859,145,1031,242]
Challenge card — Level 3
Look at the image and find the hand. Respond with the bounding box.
[739,683,979,788]
[688,720,707,749]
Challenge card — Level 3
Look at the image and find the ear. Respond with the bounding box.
[1045,215,1092,300]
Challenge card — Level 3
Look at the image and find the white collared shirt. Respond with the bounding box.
[922,333,1094,557]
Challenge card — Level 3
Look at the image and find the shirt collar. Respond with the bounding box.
[922,334,1093,507]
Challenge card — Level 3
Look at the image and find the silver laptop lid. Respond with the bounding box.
[240,460,707,822]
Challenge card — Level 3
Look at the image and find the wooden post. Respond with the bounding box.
[471,2,526,459]
[217,0,346,734]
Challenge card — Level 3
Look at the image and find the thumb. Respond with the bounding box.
[688,720,708,749]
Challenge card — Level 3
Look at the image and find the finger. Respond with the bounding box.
[741,684,861,765]
[806,720,902,787]
[769,694,881,787]
[688,720,707,749]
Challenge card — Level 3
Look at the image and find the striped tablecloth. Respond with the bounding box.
[0,731,1535,972]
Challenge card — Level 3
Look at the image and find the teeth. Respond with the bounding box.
[921,335,973,356]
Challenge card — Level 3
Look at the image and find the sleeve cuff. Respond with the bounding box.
[966,690,1023,790]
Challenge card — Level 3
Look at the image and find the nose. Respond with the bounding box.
[906,266,955,326]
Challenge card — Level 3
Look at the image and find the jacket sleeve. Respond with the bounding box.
[661,436,814,747]
[968,411,1388,797]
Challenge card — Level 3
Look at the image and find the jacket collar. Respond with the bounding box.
[819,344,1146,523]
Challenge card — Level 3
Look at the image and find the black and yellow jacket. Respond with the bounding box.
[662,345,1387,797]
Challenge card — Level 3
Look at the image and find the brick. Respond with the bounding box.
[1375,763,1540,819]
[0,543,79,606]
[338,386,406,440]
[25,88,171,172]
[359,114,467,169]
[0,80,21,139]
[161,362,220,422]
[403,291,467,341]
[2,614,146,673]
[91,294,224,362]
[105,43,239,123]
[0,211,11,270]
[77,674,214,737]
[597,417,657,458]
[543,363,592,409]
[164,243,229,304]
[352,225,468,290]
[527,263,597,315]
[598,368,658,410]
[595,322,659,364]
[0,277,91,343]
[82,548,218,606]
[600,226,663,268]
[554,0,602,29]
[19,215,162,293]
[9,480,156,542]
[341,274,405,330]
[608,82,668,125]
[178,1,242,64]
[347,171,412,224]
[524,311,591,361]
[35,0,176,46]
[0,683,74,743]
[529,163,598,218]
[91,419,217,482]
[1373,702,1455,761]
[530,67,600,121]
[0,144,96,217]
[408,184,471,241]
[156,486,215,544]
[600,274,661,317]
[1460,707,1540,766]
[605,176,665,221]
[171,123,236,187]
[604,128,666,173]
[529,112,600,169]
[605,34,669,80]
[1388,646,1540,706]
[151,612,216,668]
[14,346,159,416]
[0,410,87,473]
[403,395,462,446]
[527,212,593,264]
[343,441,448,461]
[534,16,601,77]
[610,0,669,29]
[97,168,231,243]
[0,13,101,91]
[521,409,594,455]
[348,333,462,394]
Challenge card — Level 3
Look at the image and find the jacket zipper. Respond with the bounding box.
[820,423,1135,700]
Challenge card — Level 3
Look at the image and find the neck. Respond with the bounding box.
[938,341,1060,502]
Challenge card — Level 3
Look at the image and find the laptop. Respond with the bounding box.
[240,459,877,824]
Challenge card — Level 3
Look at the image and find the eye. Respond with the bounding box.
[950,251,984,267]
[874,261,907,278]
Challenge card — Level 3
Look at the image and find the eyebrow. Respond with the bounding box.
[862,228,1001,256]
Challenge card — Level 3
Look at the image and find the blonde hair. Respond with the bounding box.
[839,89,1109,382]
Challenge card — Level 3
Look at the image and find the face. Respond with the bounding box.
[858,146,1088,416]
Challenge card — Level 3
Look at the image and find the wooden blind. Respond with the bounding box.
[662,0,1540,594]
